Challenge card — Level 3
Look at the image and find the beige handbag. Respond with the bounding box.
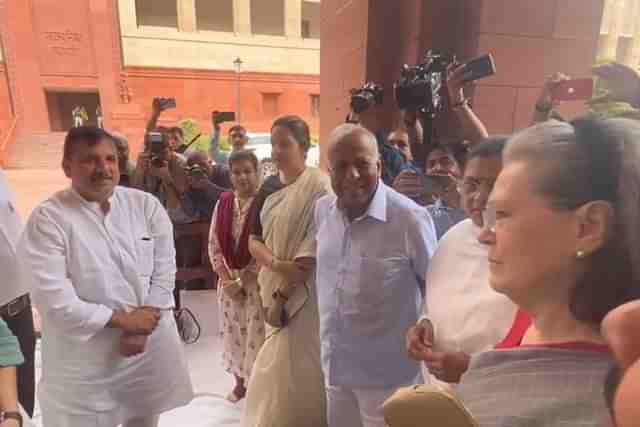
[383,384,478,427]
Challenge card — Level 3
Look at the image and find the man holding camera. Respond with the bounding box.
[346,84,406,186]
[209,111,249,165]
[132,131,190,223]
[179,152,227,222]
[146,98,186,156]
[18,126,193,427]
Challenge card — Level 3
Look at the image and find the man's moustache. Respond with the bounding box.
[91,175,113,181]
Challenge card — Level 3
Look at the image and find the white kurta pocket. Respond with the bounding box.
[135,238,154,277]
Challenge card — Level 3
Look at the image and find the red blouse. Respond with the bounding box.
[494,309,609,353]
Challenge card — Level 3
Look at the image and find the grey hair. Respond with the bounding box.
[327,123,379,161]
[505,118,640,326]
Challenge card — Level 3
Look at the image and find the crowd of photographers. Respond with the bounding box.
[118,99,241,226]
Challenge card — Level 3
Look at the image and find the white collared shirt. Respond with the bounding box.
[315,182,437,388]
[0,169,29,304]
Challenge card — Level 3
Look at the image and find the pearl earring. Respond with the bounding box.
[576,250,585,259]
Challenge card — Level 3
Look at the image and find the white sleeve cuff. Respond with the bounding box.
[75,305,114,342]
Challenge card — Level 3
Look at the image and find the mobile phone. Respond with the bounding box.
[213,111,236,123]
[461,54,496,83]
[154,97,176,111]
[551,78,593,101]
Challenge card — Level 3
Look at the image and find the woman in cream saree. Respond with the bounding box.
[241,116,330,427]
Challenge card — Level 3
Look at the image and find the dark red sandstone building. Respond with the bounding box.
[0,0,321,167]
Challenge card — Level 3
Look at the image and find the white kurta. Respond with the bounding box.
[422,219,517,385]
[0,168,29,305]
[18,186,193,425]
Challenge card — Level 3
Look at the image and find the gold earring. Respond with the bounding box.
[576,250,585,259]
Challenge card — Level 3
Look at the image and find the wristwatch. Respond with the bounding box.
[0,411,22,427]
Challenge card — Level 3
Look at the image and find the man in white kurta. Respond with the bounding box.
[405,137,517,386]
[18,126,193,427]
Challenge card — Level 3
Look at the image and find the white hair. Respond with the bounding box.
[327,123,379,160]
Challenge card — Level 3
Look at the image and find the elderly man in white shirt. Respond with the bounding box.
[315,124,437,427]
[0,168,36,419]
[18,127,193,427]
[405,137,518,385]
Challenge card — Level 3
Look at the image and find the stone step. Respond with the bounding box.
[6,132,67,169]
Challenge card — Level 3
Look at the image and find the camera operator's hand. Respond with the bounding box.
[212,111,224,128]
[402,110,418,127]
[151,98,163,117]
[446,63,468,105]
[537,72,571,110]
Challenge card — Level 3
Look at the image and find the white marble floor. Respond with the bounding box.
[33,290,245,427]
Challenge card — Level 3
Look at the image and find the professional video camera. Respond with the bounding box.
[394,50,455,114]
[394,50,497,114]
[350,82,384,114]
[145,131,168,168]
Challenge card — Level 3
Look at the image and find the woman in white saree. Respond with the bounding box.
[241,116,331,427]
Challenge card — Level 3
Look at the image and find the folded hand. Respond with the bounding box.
[120,334,148,357]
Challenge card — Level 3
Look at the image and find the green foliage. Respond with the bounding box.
[178,119,206,154]
[177,118,233,155]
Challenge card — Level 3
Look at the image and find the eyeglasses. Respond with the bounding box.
[482,206,496,232]
[457,177,496,196]
[427,157,454,171]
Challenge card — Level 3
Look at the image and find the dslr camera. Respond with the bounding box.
[394,50,455,114]
[145,131,168,168]
[350,82,384,114]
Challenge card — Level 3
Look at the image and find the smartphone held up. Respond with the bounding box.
[550,78,594,102]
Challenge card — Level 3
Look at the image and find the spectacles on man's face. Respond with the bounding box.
[457,177,496,196]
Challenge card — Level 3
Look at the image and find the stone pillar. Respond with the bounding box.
[285,0,302,38]
[177,0,197,33]
[117,0,138,33]
[233,0,252,35]
[624,0,640,66]
[599,0,626,60]
[319,0,369,167]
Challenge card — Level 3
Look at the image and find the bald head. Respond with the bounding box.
[327,123,382,221]
[328,124,379,164]
[186,151,213,176]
